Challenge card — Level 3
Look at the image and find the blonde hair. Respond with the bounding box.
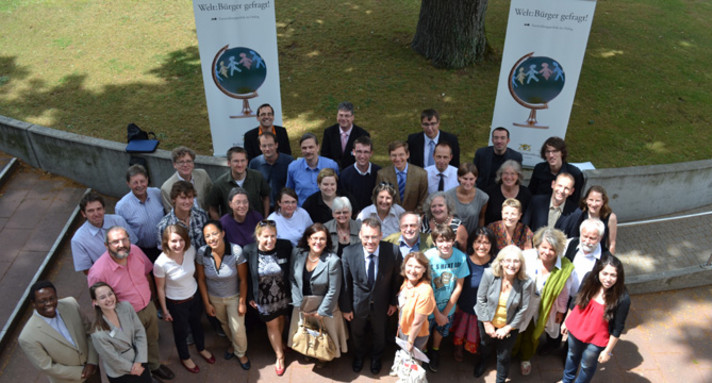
[490,245,528,280]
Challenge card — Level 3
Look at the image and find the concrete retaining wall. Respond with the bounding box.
[0,115,228,197]
[2,114,712,220]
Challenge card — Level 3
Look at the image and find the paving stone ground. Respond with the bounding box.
[0,157,711,383]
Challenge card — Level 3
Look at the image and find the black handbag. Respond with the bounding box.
[126,123,159,153]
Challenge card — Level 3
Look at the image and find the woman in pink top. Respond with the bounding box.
[560,253,630,383]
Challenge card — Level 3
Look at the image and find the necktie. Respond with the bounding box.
[367,254,375,288]
[397,170,406,201]
[341,132,348,152]
[427,140,435,167]
[438,173,444,191]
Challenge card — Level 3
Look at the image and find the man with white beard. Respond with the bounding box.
[563,218,606,295]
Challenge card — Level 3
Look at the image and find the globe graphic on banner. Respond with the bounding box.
[212,45,267,116]
[508,52,565,129]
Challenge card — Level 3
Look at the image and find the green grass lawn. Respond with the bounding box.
[1,0,710,167]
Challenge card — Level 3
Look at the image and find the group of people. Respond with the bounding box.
[19,101,629,383]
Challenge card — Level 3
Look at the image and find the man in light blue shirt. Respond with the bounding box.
[115,164,165,261]
[286,132,339,206]
[19,281,100,383]
[71,192,136,274]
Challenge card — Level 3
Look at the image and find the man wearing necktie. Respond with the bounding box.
[340,218,403,375]
[425,142,460,194]
[406,109,461,168]
[320,101,370,170]
[376,141,428,213]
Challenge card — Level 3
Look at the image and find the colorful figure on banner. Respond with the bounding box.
[228,56,242,75]
[507,53,566,129]
[539,62,553,80]
[516,67,526,85]
[212,46,269,117]
[250,50,265,69]
[553,62,564,81]
[526,64,539,84]
[238,53,253,70]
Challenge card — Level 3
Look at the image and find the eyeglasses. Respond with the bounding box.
[258,220,276,227]
[378,181,395,188]
[176,160,194,166]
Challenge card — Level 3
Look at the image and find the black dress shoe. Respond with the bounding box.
[474,361,486,378]
[370,359,382,375]
[352,358,364,373]
[152,365,175,380]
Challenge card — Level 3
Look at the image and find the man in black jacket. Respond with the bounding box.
[407,109,460,168]
[320,101,370,169]
[340,218,402,375]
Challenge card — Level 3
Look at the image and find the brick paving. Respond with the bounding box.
[0,158,711,383]
[617,210,712,277]
[0,160,85,328]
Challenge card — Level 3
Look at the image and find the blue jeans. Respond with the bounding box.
[563,333,605,383]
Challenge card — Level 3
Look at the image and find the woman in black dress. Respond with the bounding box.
[244,220,293,376]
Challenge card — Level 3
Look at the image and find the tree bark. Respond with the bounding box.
[412,0,490,69]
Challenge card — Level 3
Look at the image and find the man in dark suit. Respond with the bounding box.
[340,218,402,375]
[406,109,460,168]
[473,127,523,190]
[242,103,292,161]
[523,173,577,232]
[376,141,428,213]
[320,101,370,169]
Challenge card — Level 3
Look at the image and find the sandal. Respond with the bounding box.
[520,360,532,376]
[275,357,285,376]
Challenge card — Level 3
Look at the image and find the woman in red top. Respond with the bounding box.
[560,253,630,383]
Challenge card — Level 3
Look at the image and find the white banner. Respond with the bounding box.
[490,0,597,166]
[192,0,282,156]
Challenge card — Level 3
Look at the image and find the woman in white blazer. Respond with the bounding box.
[89,282,151,383]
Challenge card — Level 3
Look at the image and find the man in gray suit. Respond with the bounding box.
[340,218,402,375]
[19,281,100,383]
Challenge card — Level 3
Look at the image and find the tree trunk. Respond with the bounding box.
[412,0,490,69]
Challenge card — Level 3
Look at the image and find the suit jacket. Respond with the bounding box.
[339,241,402,319]
[90,301,147,378]
[243,125,292,161]
[244,239,293,303]
[522,194,577,233]
[320,124,370,169]
[160,168,213,211]
[289,248,342,318]
[406,130,460,168]
[473,146,523,190]
[19,298,98,383]
[474,268,533,330]
[376,165,428,213]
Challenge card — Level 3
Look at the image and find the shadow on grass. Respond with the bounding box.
[0,49,212,153]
